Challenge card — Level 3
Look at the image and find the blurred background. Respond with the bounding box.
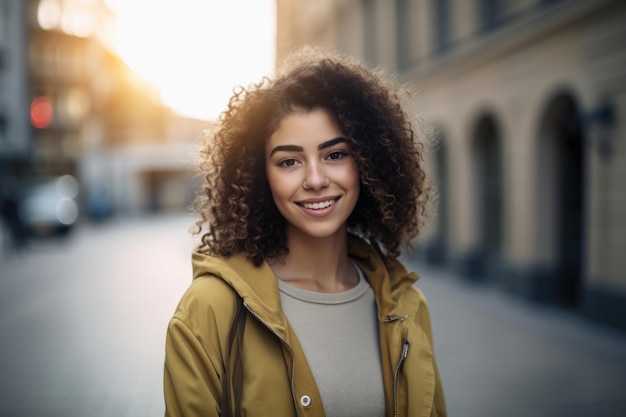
[1,0,626,416]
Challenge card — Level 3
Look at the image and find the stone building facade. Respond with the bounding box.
[275,0,626,330]
[0,0,201,227]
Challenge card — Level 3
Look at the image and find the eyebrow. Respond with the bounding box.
[269,137,347,157]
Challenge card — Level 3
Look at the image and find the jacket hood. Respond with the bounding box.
[346,236,421,318]
[192,248,288,332]
[191,235,420,323]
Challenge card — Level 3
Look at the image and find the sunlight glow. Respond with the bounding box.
[37,0,62,30]
[107,0,276,121]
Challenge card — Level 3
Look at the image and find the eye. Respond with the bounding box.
[278,158,298,168]
[327,150,348,161]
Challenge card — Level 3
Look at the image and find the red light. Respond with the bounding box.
[31,96,53,128]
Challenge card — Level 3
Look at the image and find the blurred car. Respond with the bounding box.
[20,175,80,237]
[86,184,114,221]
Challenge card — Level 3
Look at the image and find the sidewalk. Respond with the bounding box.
[1,214,625,417]
[408,259,626,417]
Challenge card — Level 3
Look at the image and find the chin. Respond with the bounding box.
[289,223,348,241]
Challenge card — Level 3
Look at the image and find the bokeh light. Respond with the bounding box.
[30,96,53,129]
[106,0,276,120]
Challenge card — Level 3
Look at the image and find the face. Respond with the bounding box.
[265,109,360,242]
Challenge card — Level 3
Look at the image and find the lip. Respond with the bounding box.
[296,196,341,217]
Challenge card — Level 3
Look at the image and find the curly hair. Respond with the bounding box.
[192,47,430,266]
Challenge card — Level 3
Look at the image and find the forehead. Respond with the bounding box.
[267,109,343,147]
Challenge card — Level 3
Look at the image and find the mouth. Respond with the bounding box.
[297,198,337,210]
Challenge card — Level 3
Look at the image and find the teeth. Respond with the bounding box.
[301,199,335,210]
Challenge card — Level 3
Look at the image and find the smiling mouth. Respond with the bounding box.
[298,199,337,210]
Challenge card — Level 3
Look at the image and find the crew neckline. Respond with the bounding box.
[277,261,369,305]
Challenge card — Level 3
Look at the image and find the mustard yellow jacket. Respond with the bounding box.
[164,236,446,417]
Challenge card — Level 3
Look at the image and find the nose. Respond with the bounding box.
[303,162,329,190]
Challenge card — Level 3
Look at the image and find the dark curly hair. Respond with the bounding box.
[193,47,430,266]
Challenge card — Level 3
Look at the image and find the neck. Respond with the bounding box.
[269,227,358,293]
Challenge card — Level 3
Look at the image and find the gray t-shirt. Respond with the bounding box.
[278,263,385,417]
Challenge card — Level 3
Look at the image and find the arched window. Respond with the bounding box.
[536,92,584,306]
[472,115,504,274]
[425,130,449,265]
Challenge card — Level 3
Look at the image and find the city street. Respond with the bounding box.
[1,214,625,417]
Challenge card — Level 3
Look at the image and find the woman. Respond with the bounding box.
[164,47,446,417]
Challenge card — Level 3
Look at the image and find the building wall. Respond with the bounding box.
[276,0,626,330]
[0,0,29,159]
[1,0,203,230]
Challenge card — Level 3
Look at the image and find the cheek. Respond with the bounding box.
[266,169,292,204]
[348,163,360,190]
[266,170,280,199]
[350,166,361,206]
[266,174,293,220]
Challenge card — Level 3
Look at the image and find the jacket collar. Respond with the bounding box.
[346,235,420,319]
[192,250,288,332]
[191,235,420,329]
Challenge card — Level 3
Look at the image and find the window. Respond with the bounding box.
[396,0,411,70]
[362,0,377,66]
[433,0,451,55]
[480,0,505,33]
[0,0,8,42]
[0,113,6,147]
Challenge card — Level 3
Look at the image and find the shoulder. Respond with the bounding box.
[171,273,239,339]
[400,282,438,351]
[386,263,434,322]
[403,279,428,305]
[177,274,237,311]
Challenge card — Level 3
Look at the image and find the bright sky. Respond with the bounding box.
[106,0,276,121]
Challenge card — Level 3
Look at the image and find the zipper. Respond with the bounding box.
[383,315,408,323]
[383,315,410,417]
[242,301,300,415]
[393,335,410,417]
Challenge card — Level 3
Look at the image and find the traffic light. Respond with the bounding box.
[30,96,53,129]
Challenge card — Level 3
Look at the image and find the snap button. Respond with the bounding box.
[300,395,311,407]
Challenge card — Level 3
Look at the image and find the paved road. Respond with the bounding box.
[1,214,625,417]
[0,214,194,417]
[408,260,626,417]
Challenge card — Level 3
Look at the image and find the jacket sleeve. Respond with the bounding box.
[431,354,447,417]
[414,288,447,417]
[164,315,222,417]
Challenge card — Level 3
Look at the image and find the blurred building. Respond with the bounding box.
[0,0,204,234]
[0,1,29,174]
[276,0,626,331]
[26,0,115,178]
